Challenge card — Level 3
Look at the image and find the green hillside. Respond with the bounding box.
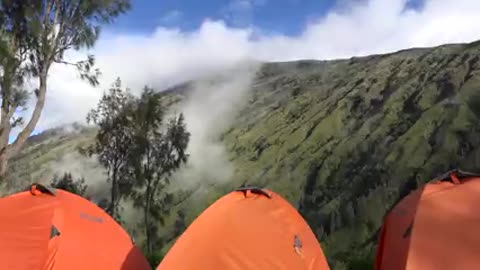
[1,125,97,195]
[3,40,480,269]
[220,41,480,268]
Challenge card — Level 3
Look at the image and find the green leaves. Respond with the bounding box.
[85,80,191,254]
[81,78,135,217]
[50,172,88,197]
[83,78,191,253]
[125,89,190,254]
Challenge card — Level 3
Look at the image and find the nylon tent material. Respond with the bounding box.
[157,187,330,270]
[0,184,151,270]
[375,170,480,270]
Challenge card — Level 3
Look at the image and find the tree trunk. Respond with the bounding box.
[1,73,48,179]
[110,169,117,218]
[144,183,152,254]
[0,69,15,179]
[0,122,12,178]
[0,155,8,180]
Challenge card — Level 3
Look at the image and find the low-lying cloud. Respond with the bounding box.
[170,63,260,186]
[9,0,480,192]
[48,152,108,200]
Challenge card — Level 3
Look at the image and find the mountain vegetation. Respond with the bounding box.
[2,40,480,269]
[219,41,480,269]
[50,172,88,197]
[79,78,190,258]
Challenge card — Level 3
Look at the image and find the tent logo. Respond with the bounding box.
[79,212,104,223]
[294,235,304,257]
[50,225,61,239]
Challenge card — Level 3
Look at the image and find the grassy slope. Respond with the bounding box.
[3,41,480,268]
[1,125,97,195]
[219,41,480,267]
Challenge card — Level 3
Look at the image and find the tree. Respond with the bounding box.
[50,172,88,197]
[173,209,186,238]
[80,78,135,220]
[342,201,356,227]
[0,0,131,178]
[129,87,190,255]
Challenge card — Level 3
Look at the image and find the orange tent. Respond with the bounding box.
[157,187,330,270]
[375,170,480,270]
[0,184,151,270]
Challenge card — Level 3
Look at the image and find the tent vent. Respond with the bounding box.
[235,186,272,199]
[435,169,480,183]
[30,184,56,196]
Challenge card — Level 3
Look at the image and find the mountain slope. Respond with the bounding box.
[220,41,480,267]
[1,124,98,195]
[3,40,480,268]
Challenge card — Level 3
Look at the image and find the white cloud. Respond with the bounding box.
[169,64,260,187]
[12,0,480,137]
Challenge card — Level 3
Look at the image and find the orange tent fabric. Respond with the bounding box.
[0,184,151,270]
[157,187,330,270]
[375,170,480,270]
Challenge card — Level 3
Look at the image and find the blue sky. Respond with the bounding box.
[108,0,338,36]
[107,0,426,37]
[14,0,480,143]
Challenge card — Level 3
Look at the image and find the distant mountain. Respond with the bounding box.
[3,40,480,268]
[1,124,99,195]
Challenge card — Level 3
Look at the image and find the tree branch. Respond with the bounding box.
[151,165,168,200]
[53,0,61,27]
[44,0,54,26]
[0,99,17,153]
[0,103,5,128]
[52,36,75,59]
[50,0,67,62]
[0,102,10,146]
[53,1,82,57]
[54,59,78,67]
[6,104,17,122]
